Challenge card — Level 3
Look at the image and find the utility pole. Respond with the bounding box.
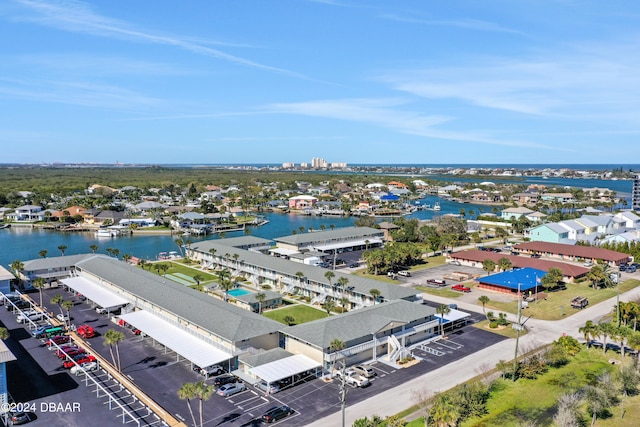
[513,282,522,381]
[339,356,347,427]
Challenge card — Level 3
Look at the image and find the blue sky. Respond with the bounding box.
[1,0,639,165]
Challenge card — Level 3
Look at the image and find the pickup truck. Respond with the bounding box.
[334,369,370,388]
[452,284,471,293]
[425,279,447,287]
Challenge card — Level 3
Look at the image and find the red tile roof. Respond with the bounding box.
[513,242,629,263]
[450,250,590,278]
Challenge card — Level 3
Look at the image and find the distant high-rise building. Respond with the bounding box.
[331,162,347,168]
[300,162,309,168]
[282,162,295,169]
[311,157,328,168]
[633,174,640,211]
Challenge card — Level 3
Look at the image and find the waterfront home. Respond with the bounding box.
[5,205,45,222]
[500,207,534,221]
[288,195,318,209]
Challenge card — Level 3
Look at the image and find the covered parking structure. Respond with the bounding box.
[435,308,471,332]
[119,310,234,371]
[249,353,321,390]
[61,276,129,312]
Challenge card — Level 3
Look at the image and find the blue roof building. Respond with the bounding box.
[476,267,546,294]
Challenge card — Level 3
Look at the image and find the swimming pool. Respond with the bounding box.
[227,288,252,297]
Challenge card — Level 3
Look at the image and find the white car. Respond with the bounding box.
[16,310,45,323]
[334,369,370,388]
[70,361,99,375]
[216,382,246,397]
[56,313,70,322]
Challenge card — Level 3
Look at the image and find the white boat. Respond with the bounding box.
[433,202,441,211]
[95,228,118,238]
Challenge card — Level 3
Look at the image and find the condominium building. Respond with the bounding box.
[633,174,640,211]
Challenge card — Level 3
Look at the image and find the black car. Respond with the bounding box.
[530,253,541,258]
[262,405,293,423]
[349,263,359,268]
[619,264,628,272]
[6,300,30,311]
[9,412,31,425]
[212,373,237,387]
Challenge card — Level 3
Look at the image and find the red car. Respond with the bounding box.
[57,347,85,359]
[46,335,71,346]
[77,325,95,338]
[63,354,96,369]
[452,284,471,293]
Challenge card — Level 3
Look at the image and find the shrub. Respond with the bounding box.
[260,284,272,290]
[489,321,499,328]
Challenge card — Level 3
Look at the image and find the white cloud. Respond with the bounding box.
[13,0,306,78]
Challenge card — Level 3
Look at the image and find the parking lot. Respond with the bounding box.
[1,277,507,427]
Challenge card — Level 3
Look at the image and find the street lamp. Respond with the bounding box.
[513,282,522,380]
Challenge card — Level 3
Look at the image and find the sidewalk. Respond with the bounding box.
[304,283,640,426]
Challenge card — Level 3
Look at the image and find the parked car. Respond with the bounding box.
[583,261,594,267]
[6,299,29,311]
[216,382,245,397]
[452,284,471,293]
[200,365,225,378]
[255,380,280,394]
[56,313,70,322]
[627,265,637,273]
[212,373,238,387]
[530,253,542,258]
[571,296,589,309]
[8,411,31,425]
[619,264,628,272]
[63,354,96,369]
[352,364,376,378]
[57,347,85,359]
[76,324,95,338]
[32,324,54,338]
[349,262,359,268]
[397,270,411,277]
[334,369,370,387]
[45,335,71,346]
[262,405,294,423]
[16,310,45,324]
[70,361,99,375]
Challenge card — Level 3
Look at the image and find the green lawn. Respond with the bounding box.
[144,262,217,282]
[460,348,616,427]
[262,304,329,325]
[485,279,640,320]
[416,285,465,298]
[471,320,526,339]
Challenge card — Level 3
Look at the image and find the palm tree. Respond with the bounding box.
[329,338,346,372]
[103,329,125,371]
[138,259,147,270]
[38,249,48,258]
[598,322,614,354]
[369,288,381,305]
[497,257,512,272]
[61,300,74,329]
[32,277,46,308]
[322,299,335,315]
[255,292,266,314]
[106,247,114,257]
[587,265,607,290]
[193,274,204,292]
[208,248,217,268]
[193,381,214,427]
[283,315,296,326]
[337,277,349,299]
[436,304,451,338]
[177,382,198,427]
[159,264,169,277]
[112,248,120,259]
[482,259,495,275]
[51,293,64,319]
[478,295,490,316]
[579,320,599,348]
[175,238,185,257]
[122,254,132,264]
[324,271,335,288]
[233,253,240,273]
[429,394,459,427]
[216,269,233,302]
[0,328,9,340]
[58,244,67,256]
[89,244,99,254]
[10,260,24,281]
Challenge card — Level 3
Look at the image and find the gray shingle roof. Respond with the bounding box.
[23,254,96,272]
[274,227,382,245]
[215,236,273,247]
[282,300,436,349]
[189,241,417,301]
[74,255,282,343]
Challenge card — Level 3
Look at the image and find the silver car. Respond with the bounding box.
[216,382,246,397]
[352,364,376,378]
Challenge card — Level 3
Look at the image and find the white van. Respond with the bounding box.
[16,310,46,323]
[398,270,411,277]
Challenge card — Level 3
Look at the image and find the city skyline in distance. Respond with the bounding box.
[2,1,639,164]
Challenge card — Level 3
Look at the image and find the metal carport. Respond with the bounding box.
[61,276,129,309]
[119,310,232,369]
[249,354,321,386]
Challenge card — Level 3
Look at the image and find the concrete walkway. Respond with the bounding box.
[305,285,640,427]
